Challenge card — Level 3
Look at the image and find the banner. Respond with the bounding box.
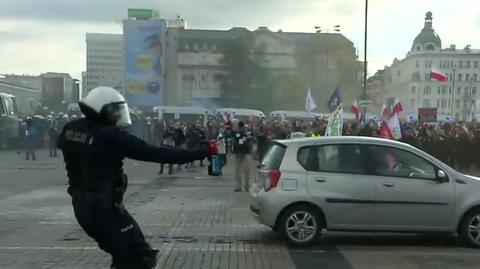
[123,19,166,107]
[325,103,343,136]
[305,87,317,112]
[418,108,437,122]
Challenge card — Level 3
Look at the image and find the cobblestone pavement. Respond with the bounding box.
[1,149,480,269]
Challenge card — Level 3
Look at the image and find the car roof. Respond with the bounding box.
[275,136,414,150]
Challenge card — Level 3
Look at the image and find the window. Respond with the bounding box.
[411,99,416,108]
[458,73,463,81]
[411,86,416,94]
[473,87,477,95]
[473,74,477,81]
[456,100,461,108]
[367,146,437,180]
[437,99,440,107]
[423,86,431,95]
[442,85,446,94]
[448,99,451,108]
[441,99,446,109]
[459,61,463,68]
[423,99,430,107]
[457,87,461,95]
[449,86,452,94]
[466,74,470,81]
[184,44,189,50]
[466,61,471,68]
[262,144,286,169]
[475,61,478,68]
[437,87,441,95]
[415,61,419,68]
[425,44,434,50]
[297,144,367,174]
[465,87,469,95]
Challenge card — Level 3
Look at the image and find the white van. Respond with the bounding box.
[270,111,322,122]
[215,108,266,122]
[154,106,213,126]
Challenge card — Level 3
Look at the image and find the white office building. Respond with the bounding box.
[382,12,480,121]
[85,33,123,93]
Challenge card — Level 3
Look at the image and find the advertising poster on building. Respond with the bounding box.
[123,19,166,107]
[418,108,437,122]
[42,77,64,110]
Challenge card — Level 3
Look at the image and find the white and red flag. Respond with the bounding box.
[379,121,394,140]
[431,68,448,82]
[391,98,404,115]
[350,100,361,122]
[380,104,391,122]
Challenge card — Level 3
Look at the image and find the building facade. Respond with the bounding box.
[87,24,362,112]
[85,33,124,93]
[380,12,480,121]
[170,27,362,111]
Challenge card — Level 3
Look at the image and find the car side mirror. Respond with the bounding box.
[437,170,448,182]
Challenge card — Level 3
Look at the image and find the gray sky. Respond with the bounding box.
[0,0,479,84]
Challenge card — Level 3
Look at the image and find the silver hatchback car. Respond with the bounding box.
[250,136,480,247]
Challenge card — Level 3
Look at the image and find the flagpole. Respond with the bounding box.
[362,0,368,122]
[450,68,456,118]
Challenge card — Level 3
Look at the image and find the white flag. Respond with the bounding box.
[388,113,402,140]
[325,103,343,136]
[305,87,317,112]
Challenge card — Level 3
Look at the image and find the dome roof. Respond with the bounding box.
[411,12,442,51]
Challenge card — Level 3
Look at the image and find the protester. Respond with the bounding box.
[233,121,251,192]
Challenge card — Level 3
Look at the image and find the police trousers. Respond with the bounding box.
[72,195,158,269]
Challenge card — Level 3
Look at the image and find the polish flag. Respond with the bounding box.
[388,112,403,140]
[350,101,361,122]
[381,104,391,122]
[431,68,448,82]
[391,98,404,115]
[379,121,394,140]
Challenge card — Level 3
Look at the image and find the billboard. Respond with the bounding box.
[123,19,166,107]
[42,77,64,110]
[418,108,437,122]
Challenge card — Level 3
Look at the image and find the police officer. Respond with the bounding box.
[57,87,210,269]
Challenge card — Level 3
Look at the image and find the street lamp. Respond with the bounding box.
[314,25,341,33]
[362,0,368,122]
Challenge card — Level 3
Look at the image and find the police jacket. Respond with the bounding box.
[58,118,208,207]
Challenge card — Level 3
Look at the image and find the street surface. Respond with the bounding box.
[0,149,479,269]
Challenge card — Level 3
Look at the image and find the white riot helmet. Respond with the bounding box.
[80,86,131,126]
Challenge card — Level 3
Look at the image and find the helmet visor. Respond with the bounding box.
[107,102,132,126]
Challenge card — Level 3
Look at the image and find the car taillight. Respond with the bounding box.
[264,169,281,191]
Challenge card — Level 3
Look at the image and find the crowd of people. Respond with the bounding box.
[16,110,480,174]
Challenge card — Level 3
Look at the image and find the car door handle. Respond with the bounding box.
[383,182,395,187]
[315,178,327,183]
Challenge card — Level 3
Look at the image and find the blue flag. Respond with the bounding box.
[328,88,342,111]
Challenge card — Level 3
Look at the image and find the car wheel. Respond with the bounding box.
[459,209,480,248]
[279,204,323,247]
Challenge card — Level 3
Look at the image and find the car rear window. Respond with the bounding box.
[261,143,286,170]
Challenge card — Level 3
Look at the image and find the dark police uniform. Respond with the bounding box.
[58,118,207,269]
